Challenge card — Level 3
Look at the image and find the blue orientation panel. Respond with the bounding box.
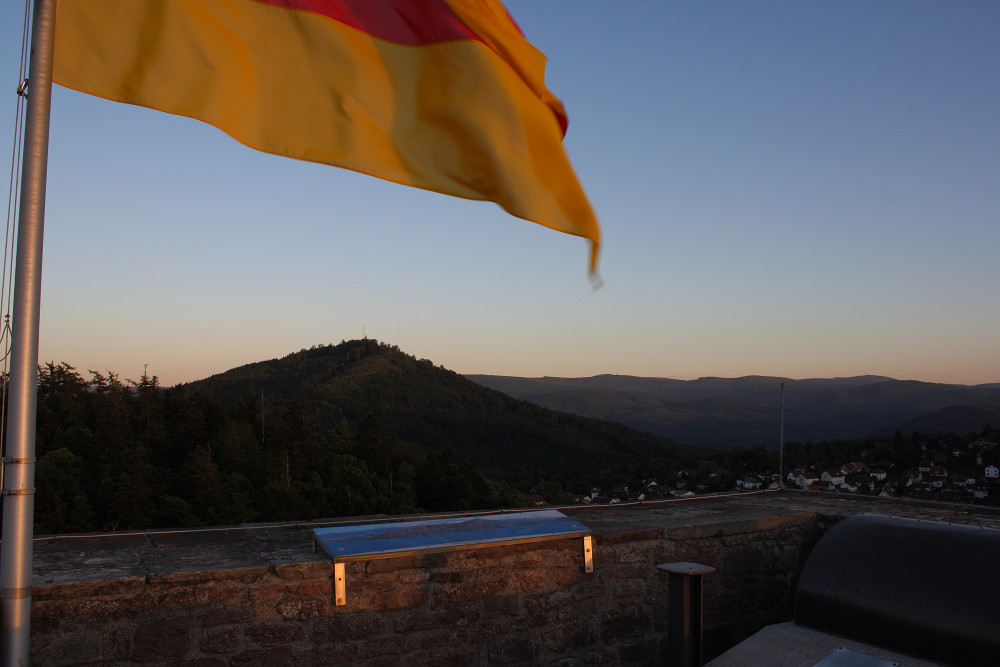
[313,510,590,561]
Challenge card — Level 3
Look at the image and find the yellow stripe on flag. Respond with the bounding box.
[53,0,601,274]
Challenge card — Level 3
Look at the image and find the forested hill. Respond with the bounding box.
[184,339,699,480]
[29,340,697,534]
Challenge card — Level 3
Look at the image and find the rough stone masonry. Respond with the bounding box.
[26,492,1000,665]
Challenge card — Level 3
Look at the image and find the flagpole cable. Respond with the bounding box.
[1,0,33,490]
[2,0,57,663]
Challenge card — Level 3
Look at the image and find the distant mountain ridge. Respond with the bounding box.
[465,374,1000,448]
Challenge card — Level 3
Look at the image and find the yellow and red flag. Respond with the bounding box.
[53,0,600,273]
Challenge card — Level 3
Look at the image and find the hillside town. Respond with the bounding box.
[778,437,999,502]
[573,435,1000,507]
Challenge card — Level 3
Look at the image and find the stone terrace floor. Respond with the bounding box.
[29,490,1000,587]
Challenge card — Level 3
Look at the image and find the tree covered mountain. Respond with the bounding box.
[466,374,1000,448]
[25,340,698,534]
[26,341,999,534]
[184,340,700,479]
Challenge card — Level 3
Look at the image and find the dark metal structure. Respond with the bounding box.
[795,514,1000,666]
[658,561,716,667]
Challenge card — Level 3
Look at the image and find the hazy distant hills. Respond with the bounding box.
[179,341,1000,468]
[465,374,1000,448]
[891,404,1000,438]
[182,340,702,480]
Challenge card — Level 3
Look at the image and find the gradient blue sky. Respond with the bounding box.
[2,1,998,386]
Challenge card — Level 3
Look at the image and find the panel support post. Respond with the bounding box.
[657,562,716,667]
[334,562,346,606]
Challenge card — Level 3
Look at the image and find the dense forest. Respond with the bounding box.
[16,340,696,534]
[23,361,524,535]
[12,339,999,535]
[185,340,699,481]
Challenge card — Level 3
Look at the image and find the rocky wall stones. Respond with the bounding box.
[30,510,827,665]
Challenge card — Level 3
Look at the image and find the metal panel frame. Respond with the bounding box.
[313,510,594,606]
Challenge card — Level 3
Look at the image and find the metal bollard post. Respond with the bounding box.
[658,562,716,667]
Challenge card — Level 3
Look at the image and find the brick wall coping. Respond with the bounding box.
[26,490,1000,594]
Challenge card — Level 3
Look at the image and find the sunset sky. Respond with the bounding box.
[2,1,998,386]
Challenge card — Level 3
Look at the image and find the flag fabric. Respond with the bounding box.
[53,0,601,273]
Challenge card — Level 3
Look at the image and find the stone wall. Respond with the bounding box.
[29,507,828,666]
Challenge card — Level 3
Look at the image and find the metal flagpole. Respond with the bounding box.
[1,0,57,663]
[779,382,785,488]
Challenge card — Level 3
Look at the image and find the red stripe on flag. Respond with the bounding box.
[255,0,479,45]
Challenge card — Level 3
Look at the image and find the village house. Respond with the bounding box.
[822,469,846,485]
[969,485,990,500]
[787,469,819,489]
[737,476,763,490]
[928,465,947,481]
